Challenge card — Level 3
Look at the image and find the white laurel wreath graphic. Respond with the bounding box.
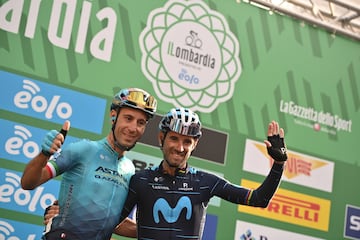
[140,0,241,112]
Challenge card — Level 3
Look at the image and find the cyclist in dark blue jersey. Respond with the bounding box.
[117,107,287,240]
[21,88,157,240]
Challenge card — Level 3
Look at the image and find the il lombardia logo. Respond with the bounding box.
[139,0,242,112]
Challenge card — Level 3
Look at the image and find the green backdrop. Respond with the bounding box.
[0,0,359,239]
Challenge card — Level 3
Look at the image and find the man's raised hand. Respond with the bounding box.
[41,121,70,156]
[264,121,287,163]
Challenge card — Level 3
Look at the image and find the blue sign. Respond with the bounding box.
[0,169,59,216]
[0,119,79,164]
[0,70,107,134]
[203,214,218,240]
[345,205,360,239]
[0,218,44,240]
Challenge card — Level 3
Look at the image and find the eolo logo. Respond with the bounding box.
[140,0,242,113]
[14,80,72,119]
[0,172,56,212]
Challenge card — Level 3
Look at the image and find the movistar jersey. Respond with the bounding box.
[44,138,135,240]
[120,161,283,240]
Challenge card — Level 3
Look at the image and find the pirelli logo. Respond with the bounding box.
[238,180,331,231]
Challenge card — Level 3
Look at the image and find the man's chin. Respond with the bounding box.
[167,159,183,167]
[119,140,136,149]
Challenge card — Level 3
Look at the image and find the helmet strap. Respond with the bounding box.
[159,131,167,147]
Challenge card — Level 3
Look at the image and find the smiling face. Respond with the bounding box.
[159,131,198,174]
[110,107,148,153]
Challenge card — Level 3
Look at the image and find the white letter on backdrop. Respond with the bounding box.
[48,0,76,49]
[25,0,42,38]
[90,7,117,62]
[75,0,92,53]
[0,0,24,33]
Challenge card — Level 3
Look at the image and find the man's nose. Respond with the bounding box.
[174,141,185,152]
[128,120,138,132]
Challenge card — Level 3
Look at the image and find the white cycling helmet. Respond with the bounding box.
[159,107,202,138]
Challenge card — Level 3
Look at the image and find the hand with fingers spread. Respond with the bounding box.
[116,110,287,239]
[41,121,70,156]
[264,121,287,163]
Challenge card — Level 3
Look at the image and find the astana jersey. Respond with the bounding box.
[44,138,135,240]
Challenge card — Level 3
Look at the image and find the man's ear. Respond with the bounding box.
[110,110,117,122]
[193,138,199,148]
[189,138,199,155]
[158,132,164,146]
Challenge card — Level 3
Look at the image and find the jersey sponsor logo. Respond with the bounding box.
[243,139,334,192]
[344,205,360,239]
[179,183,193,191]
[94,166,129,187]
[153,196,192,223]
[0,70,106,134]
[238,180,331,231]
[151,183,170,190]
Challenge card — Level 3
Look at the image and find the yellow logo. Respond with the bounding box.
[254,142,328,179]
[238,179,331,231]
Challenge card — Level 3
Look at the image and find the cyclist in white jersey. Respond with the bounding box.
[21,88,157,240]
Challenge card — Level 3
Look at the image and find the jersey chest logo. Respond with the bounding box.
[153,196,192,223]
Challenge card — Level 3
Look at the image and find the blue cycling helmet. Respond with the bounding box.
[111,88,157,118]
[159,107,202,138]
